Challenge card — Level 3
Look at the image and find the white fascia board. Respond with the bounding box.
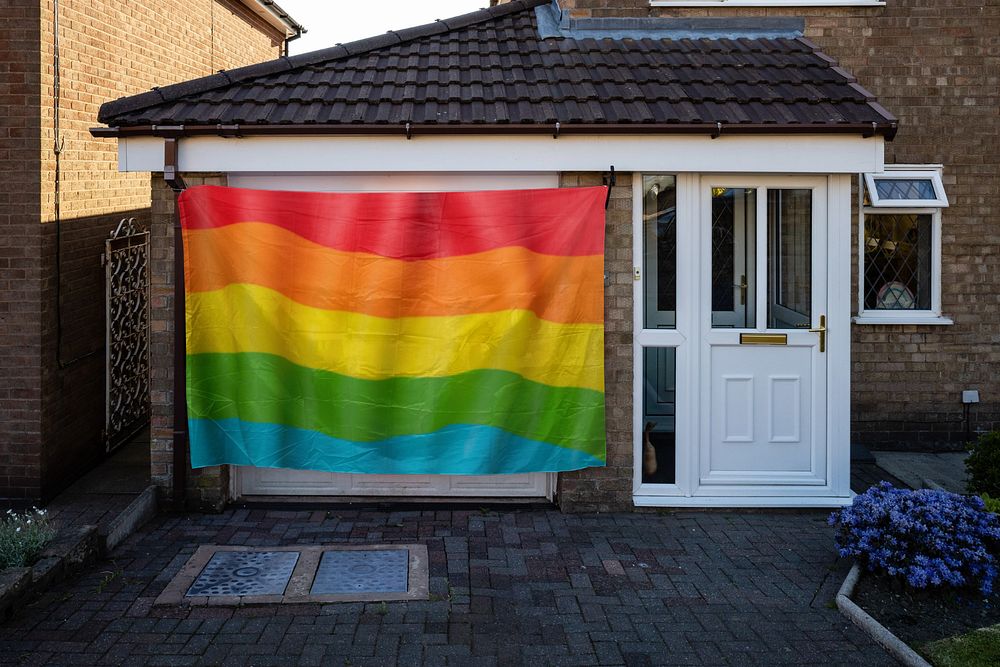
[117,133,884,175]
[237,0,297,37]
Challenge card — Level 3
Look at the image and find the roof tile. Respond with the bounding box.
[97,0,895,135]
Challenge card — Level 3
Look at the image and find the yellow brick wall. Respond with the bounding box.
[39,0,283,223]
[0,0,284,499]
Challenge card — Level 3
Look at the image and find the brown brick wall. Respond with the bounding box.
[149,173,228,510]
[513,0,1000,451]
[0,1,283,500]
[0,1,44,499]
[557,172,634,511]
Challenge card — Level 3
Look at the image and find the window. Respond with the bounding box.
[640,175,680,486]
[855,165,951,325]
[863,170,948,208]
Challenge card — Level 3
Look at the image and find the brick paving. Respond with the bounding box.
[0,508,894,666]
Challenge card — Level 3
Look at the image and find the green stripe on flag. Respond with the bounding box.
[186,352,606,458]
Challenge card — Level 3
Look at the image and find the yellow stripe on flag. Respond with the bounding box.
[186,283,605,392]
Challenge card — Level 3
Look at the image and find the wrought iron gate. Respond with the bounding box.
[104,217,150,451]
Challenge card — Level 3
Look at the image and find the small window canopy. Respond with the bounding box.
[863,168,948,208]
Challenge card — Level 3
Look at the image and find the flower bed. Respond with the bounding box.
[831,482,1000,661]
[0,508,54,570]
[831,483,1000,595]
[0,511,99,619]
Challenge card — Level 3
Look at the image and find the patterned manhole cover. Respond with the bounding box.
[186,550,299,597]
[311,549,409,595]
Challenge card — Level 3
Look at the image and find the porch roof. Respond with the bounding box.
[94,0,896,140]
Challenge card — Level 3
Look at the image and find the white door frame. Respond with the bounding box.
[698,176,828,492]
[633,172,853,507]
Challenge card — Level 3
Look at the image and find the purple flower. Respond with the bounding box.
[830,482,1000,596]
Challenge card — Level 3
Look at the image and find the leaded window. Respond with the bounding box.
[863,213,932,310]
[856,166,950,325]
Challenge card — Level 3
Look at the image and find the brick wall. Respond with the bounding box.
[0,1,284,500]
[503,0,1000,451]
[557,173,634,511]
[0,1,44,499]
[150,173,228,511]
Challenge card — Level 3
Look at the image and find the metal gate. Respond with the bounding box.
[104,217,150,451]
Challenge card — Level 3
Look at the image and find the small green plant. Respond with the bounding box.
[967,430,1000,496]
[981,494,1000,514]
[97,568,123,594]
[0,508,55,569]
[376,601,388,616]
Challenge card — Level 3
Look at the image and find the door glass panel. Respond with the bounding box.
[642,347,676,485]
[643,175,677,329]
[767,189,812,329]
[711,188,756,328]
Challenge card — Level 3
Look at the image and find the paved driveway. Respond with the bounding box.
[0,508,894,666]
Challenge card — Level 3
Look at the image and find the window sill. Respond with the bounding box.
[852,314,953,326]
[649,1,885,7]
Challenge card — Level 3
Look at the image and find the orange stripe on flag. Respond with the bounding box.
[183,222,603,324]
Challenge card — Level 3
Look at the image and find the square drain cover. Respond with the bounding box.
[186,550,298,597]
[311,549,409,594]
[158,545,427,606]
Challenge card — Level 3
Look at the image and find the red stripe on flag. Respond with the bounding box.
[178,185,607,260]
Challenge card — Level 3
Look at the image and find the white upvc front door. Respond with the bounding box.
[634,173,852,507]
[699,178,827,490]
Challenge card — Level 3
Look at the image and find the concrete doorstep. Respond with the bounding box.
[102,485,157,553]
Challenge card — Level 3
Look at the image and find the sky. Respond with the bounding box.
[278,1,486,56]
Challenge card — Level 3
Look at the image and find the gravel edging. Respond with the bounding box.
[836,563,933,667]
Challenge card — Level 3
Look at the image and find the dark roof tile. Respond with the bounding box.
[97,0,895,135]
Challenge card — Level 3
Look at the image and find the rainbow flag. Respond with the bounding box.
[179,185,606,475]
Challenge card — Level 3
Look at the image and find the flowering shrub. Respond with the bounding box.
[967,430,1000,497]
[0,508,55,569]
[830,483,1000,595]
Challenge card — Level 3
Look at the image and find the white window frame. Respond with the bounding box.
[863,170,949,208]
[854,165,951,326]
[650,1,884,7]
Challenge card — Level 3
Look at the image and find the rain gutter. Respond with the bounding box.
[91,121,898,140]
[163,138,188,512]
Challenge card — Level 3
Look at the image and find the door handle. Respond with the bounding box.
[809,314,827,353]
[736,274,748,305]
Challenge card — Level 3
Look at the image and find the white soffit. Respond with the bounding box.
[118,134,884,175]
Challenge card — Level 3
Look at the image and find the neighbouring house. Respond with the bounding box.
[0,0,303,501]
[90,0,998,511]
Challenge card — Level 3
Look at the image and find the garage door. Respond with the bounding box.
[226,171,560,499]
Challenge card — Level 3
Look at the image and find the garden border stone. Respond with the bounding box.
[836,563,932,667]
[0,524,99,620]
[103,485,157,552]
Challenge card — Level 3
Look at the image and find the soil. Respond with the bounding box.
[853,571,1000,647]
